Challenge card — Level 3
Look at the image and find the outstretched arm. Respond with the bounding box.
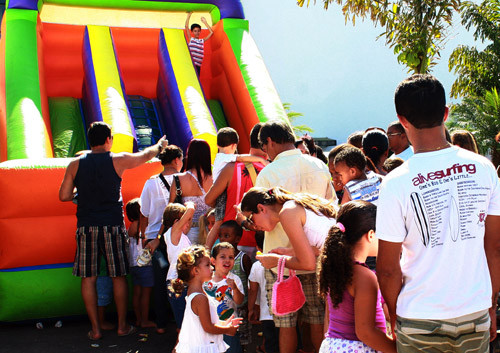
[113,136,168,176]
[200,17,213,41]
[235,154,269,166]
[192,294,241,336]
[185,12,192,41]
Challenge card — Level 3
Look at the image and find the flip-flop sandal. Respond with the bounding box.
[118,325,137,337]
[87,331,101,341]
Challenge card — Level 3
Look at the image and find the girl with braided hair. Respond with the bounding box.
[318,200,395,353]
[173,245,241,353]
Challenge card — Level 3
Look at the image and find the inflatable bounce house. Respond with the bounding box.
[0,0,289,321]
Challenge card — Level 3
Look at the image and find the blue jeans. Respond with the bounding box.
[167,280,187,329]
[223,332,242,353]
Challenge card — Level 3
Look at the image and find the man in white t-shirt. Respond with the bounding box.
[376,74,500,353]
[387,120,414,161]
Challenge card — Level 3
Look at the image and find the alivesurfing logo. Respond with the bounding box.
[412,163,476,186]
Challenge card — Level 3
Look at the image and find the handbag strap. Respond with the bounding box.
[277,256,286,282]
[245,162,257,185]
[158,174,171,191]
[173,174,182,197]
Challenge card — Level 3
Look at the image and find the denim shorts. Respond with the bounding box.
[130,266,154,287]
[96,276,113,307]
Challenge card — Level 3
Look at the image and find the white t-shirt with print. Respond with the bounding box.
[376,146,500,320]
[203,272,244,321]
[248,261,272,321]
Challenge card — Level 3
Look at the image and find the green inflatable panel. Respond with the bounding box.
[48,97,87,157]
[0,267,85,322]
[207,100,228,130]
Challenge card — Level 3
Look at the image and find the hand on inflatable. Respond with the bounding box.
[145,238,160,253]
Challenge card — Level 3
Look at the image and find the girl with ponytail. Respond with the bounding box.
[174,245,241,353]
[318,200,395,353]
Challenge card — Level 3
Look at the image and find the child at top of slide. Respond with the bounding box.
[185,11,214,76]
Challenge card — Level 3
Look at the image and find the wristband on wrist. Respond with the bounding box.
[241,220,250,232]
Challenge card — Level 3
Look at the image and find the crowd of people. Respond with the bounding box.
[60,74,500,353]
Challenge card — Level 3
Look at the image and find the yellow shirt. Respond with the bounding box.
[255,149,335,274]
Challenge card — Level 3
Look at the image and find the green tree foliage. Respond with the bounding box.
[283,102,314,136]
[447,88,500,164]
[448,0,500,99]
[297,0,460,73]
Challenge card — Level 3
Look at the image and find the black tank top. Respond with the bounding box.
[74,152,123,227]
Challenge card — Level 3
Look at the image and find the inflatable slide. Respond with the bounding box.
[0,0,290,321]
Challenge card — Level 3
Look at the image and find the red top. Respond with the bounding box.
[223,161,264,247]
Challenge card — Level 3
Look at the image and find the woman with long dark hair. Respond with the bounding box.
[169,139,212,244]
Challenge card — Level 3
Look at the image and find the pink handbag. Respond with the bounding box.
[272,256,306,316]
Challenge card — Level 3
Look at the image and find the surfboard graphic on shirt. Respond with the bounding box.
[448,196,459,242]
[410,192,431,247]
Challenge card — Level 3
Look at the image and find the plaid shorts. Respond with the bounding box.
[265,269,324,328]
[396,310,490,353]
[73,225,130,278]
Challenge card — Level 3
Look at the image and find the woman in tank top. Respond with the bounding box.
[240,186,337,271]
[169,139,212,244]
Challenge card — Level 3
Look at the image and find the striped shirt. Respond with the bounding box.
[188,38,204,67]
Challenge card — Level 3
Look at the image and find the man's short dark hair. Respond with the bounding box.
[387,120,405,134]
[395,74,446,129]
[217,127,239,147]
[258,120,295,146]
[250,123,263,149]
[334,145,367,172]
[190,23,201,31]
[87,122,111,147]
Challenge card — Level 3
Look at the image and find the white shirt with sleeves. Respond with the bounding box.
[140,175,173,239]
[248,261,272,321]
[376,146,500,320]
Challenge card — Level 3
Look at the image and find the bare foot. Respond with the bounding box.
[87,330,102,340]
[100,321,115,330]
[141,320,156,328]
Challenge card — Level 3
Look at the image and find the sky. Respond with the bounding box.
[241,0,481,145]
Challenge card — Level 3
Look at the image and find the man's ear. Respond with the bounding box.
[397,115,410,130]
[443,106,449,122]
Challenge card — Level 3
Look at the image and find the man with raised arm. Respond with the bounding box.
[59,122,168,340]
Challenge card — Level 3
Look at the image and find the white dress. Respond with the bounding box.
[175,292,229,353]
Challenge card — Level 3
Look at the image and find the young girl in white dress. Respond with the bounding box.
[172,245,242,353]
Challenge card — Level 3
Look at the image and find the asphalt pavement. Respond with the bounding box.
[0,314,264,353]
